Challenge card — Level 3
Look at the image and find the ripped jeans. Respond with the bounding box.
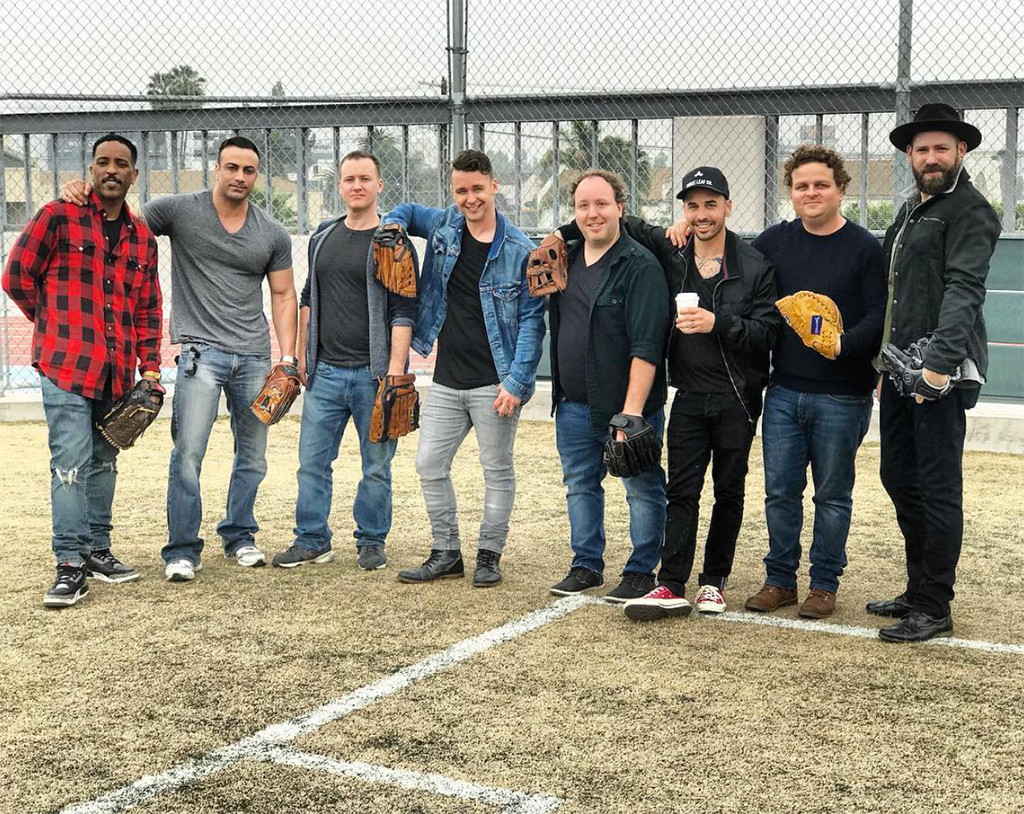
[40,375,120,565]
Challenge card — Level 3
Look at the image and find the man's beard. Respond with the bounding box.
[913,160,961,195]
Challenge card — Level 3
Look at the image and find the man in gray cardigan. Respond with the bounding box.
[272,150,416,571]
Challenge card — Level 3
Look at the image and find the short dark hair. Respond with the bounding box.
[570,169,626,205]
[451,149,493,177]
[783,144,851,191]
[340,150,381,176]
[92,134,138,165]
[218,136,261,161]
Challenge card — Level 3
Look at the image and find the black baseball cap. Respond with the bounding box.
[676,166,730,200]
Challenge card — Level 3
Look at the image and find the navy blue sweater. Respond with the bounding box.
[753,219,885,395]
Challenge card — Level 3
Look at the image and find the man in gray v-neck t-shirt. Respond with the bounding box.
[144,188,292,357]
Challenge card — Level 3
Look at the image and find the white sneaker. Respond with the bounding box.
[694,584,727,614]
[228,545,267,568]
[165,559,202,582]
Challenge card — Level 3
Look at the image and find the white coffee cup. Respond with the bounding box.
[676,292,699,313]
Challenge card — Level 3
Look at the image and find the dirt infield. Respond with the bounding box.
[1,417,1022,813]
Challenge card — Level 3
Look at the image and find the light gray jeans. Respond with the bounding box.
[415,382,521,554]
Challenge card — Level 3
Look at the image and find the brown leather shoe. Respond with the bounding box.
[799,589,837,619]
[744,584,798,613]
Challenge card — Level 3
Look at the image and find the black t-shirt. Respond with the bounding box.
[102,210,124,255]
[557,250,608,403]
[433,230,499,390]
[670,261,733,394]
[316,222,374,368]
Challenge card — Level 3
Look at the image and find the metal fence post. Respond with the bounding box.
[50,133,59,201]
[449,0,467,155]
[297,127,308,233]
[551,121,560,229]
[1001,107,1019,232]
[401,125,410,202]
[22,135,33,218]
[170,131,180,194]
[514,122,522,221]
[202,130,209,189]
[894,0,914,204]
[860,112,870,228]
[332,126,341,214]
[764,115,779,228]
[139,131,150,204]
[629,118,640,216]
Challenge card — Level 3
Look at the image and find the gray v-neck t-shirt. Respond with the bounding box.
[143,190,293,356]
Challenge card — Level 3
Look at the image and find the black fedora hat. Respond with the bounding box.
[889,103,982,152]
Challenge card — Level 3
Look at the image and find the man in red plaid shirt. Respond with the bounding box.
[2,134,162,608]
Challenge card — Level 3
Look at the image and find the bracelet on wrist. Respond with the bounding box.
[279,355,297,365]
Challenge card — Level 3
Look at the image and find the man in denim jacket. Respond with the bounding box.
[271,151,417,573]
[384,150,545,587]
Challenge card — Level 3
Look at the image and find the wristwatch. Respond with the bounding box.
[280,355,297,365]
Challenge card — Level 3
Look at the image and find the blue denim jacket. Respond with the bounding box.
[381,204,546,403]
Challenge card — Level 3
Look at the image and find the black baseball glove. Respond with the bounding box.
[880,336,960,401]
[603,413,662,478]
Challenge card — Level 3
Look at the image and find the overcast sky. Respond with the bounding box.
[1,0,1021,103]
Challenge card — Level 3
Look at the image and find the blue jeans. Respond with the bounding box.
[294,363,397,552]
[162,342,270,565]
[555,400,666,577]
[40,376,120,564]
[414,382,521,554]
[761,384,872,593]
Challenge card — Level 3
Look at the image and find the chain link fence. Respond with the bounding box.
[2,0,1021,393]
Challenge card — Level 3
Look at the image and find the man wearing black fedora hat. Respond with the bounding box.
[869,103,1001,642]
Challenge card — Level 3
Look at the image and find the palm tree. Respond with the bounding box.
[146,65,207,170]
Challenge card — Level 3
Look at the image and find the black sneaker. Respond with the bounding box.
[550,566,604,596]
[473,550,502,588]
[605,572,656,604]
[44,564,89,608]
[84,549,140,583]
[272,544,335,569]
[397,550,464,583]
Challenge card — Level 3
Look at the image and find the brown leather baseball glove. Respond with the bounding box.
[776,290,844,360]
[372,224,417,299]
[369,374,420,443]
[96,378,166,450]
[527,234,568,297]
[250,363,302,425]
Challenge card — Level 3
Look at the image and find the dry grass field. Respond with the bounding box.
[1,415,1022,814]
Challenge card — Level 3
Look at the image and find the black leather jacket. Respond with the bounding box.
[881,168,1000,383]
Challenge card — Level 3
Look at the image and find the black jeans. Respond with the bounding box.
[660,391,755,596]
[879,378,974,618]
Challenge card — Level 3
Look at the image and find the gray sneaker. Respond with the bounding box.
[357,544,387,571]
[272,545,335,569]
[85,549,140,583]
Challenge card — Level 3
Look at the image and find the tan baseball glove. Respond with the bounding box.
[776,291,844,360]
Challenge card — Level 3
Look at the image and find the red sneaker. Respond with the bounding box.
[624,585,693,622]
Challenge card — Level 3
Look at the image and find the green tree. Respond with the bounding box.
[250,189,297,228]
[146,65,207,170]
[146,65,206,105]
[537,121,652,214]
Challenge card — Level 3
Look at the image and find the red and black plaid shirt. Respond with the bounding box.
[1,192,161,400]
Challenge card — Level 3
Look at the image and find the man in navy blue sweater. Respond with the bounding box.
[744,145,886,619]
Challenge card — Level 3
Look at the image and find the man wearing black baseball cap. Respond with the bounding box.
[869,103,1000,642]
